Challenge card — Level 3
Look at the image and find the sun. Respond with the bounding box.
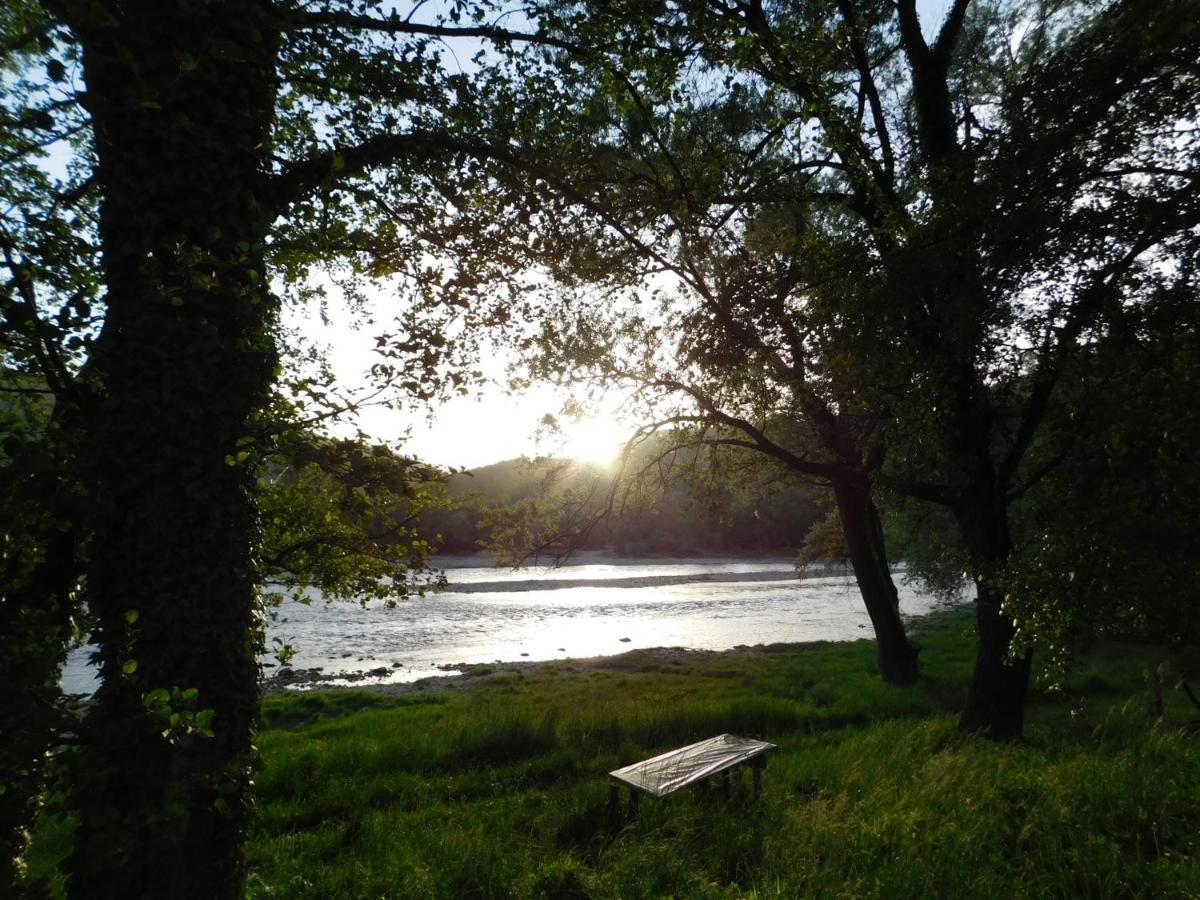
[561,416,626,467]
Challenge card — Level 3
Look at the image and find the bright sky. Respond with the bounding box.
[291,296,629,468]
[356,380,628,470]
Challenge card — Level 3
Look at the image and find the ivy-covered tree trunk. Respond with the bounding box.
[58,1,280,896]
[832,475,920,684]
[955,488,1031,740]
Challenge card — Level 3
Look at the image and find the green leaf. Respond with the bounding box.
[122,659,138,675]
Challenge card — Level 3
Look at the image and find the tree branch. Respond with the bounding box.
[269,130,466,208]
[654,377,844,479]
[285,9,578,53]
[998,193,1200,487]
[0,232,77,400]
[836,0,895,189]
[932,0,972,65]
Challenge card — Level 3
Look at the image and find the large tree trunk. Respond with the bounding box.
[959,580,1031,739]
[832,475,921,684]
[955,491,1032,740]
[61,2,279,896]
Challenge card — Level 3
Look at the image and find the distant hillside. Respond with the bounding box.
[417,456,826,556]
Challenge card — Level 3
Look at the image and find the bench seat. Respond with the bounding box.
[609,733,777,798]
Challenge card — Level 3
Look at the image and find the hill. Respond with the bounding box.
[417,456,826,556]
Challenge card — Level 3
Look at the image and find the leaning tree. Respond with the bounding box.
[501,0,1200,738]
[371,17,926,684]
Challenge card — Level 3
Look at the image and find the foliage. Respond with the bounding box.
[457,0,1200,733]
[259,431,448,607]
[1,0,537,892]
[796,504,850,568]
[1001,299,1200,675]
[1,2,96,887]
[882,496,971,605]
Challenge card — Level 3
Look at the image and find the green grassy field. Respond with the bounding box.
[27,611,1200,898]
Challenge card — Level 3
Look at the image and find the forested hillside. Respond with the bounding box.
[419,457,826,556]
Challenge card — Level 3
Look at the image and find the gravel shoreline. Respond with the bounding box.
[260,602,957,697]
[262,641,808,697]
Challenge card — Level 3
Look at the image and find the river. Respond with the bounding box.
[61,554,957,693]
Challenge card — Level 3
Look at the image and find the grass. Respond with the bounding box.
[25,611,1200,898]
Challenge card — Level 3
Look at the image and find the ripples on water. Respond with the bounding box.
[61,555,954,693]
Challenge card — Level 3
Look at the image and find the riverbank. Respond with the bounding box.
[26,610,1200,898]
[264,641,810,694]
[248,610,1199,898]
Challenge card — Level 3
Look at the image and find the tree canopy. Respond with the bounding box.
[432,0,1200,735]
[2,0,1198,893]
[1,0,559,893]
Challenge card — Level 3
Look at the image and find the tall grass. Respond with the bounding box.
[23,611,1200,898]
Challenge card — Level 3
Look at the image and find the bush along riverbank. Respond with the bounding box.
[26,611,1200,898]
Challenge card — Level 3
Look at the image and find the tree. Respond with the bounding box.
[388,26,925,683]
[498,0,1200,738]
[869,0,1200,735]
[3,0,566,894]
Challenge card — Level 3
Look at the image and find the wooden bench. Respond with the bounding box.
[607,733,777,819]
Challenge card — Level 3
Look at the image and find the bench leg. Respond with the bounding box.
[628,788,640,818]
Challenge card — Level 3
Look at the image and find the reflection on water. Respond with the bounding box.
[61,556,960,694]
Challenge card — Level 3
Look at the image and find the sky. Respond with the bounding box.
[289,297,629,468]
[297,0,954,470]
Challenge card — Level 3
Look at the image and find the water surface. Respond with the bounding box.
[62,555,956,693]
